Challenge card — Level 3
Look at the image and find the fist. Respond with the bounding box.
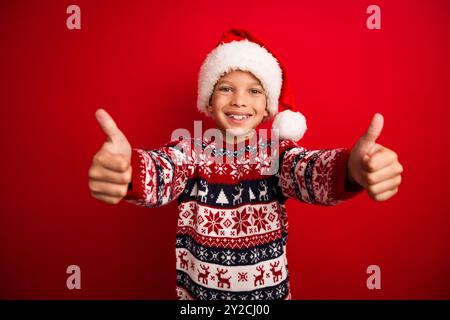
[348,113,403,201]
[88,109,132,205]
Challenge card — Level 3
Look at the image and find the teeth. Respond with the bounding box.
[228,114,250,120]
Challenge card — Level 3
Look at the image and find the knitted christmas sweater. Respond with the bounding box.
[124,134,363,300]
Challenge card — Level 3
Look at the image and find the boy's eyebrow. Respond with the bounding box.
[216,80,264,87]
[216,80,232,85]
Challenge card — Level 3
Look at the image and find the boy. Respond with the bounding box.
[88,29,403,300]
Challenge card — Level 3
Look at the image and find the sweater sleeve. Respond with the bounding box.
[123,138,195,208]
[277,140,364,205]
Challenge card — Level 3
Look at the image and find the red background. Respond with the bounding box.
[1,0,449,299]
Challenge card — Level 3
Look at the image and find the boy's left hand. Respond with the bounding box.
[347,113,403,201]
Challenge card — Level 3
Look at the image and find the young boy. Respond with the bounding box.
[88,29,403,300]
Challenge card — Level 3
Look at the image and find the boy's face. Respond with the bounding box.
[207,70,269,137]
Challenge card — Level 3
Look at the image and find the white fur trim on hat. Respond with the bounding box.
[197,40,282,117]
[272,110,307,141]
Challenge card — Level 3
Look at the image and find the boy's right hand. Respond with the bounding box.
[89,109,132,205]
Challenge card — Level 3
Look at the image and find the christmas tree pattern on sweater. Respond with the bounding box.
[124,135,362,300]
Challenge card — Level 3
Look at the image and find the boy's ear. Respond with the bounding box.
[207,95,214,114]
[261,108,270,123]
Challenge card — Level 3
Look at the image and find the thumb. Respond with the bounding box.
[361,113,384,145]
[95,108,131,155]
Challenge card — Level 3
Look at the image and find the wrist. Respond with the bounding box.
[347,169,355,184]
[345,162,363,193]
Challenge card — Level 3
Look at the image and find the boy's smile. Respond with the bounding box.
[207,70,269,142]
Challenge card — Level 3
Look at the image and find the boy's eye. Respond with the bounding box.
[250,89,263,94]
[218,87,232,92]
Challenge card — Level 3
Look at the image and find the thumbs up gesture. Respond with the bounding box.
[88,109,132,204]
[347,113,403,201]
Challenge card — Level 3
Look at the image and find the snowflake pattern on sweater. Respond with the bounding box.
[124,134,363,300]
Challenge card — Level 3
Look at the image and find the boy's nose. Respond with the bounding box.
[231,92,247,107]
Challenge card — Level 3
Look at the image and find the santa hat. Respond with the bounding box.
[197,28,307,141]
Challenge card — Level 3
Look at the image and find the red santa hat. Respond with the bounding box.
[197,28,307,141]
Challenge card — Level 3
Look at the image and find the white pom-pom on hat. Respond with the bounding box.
[197,28,308,141]
[272,109,307,141]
